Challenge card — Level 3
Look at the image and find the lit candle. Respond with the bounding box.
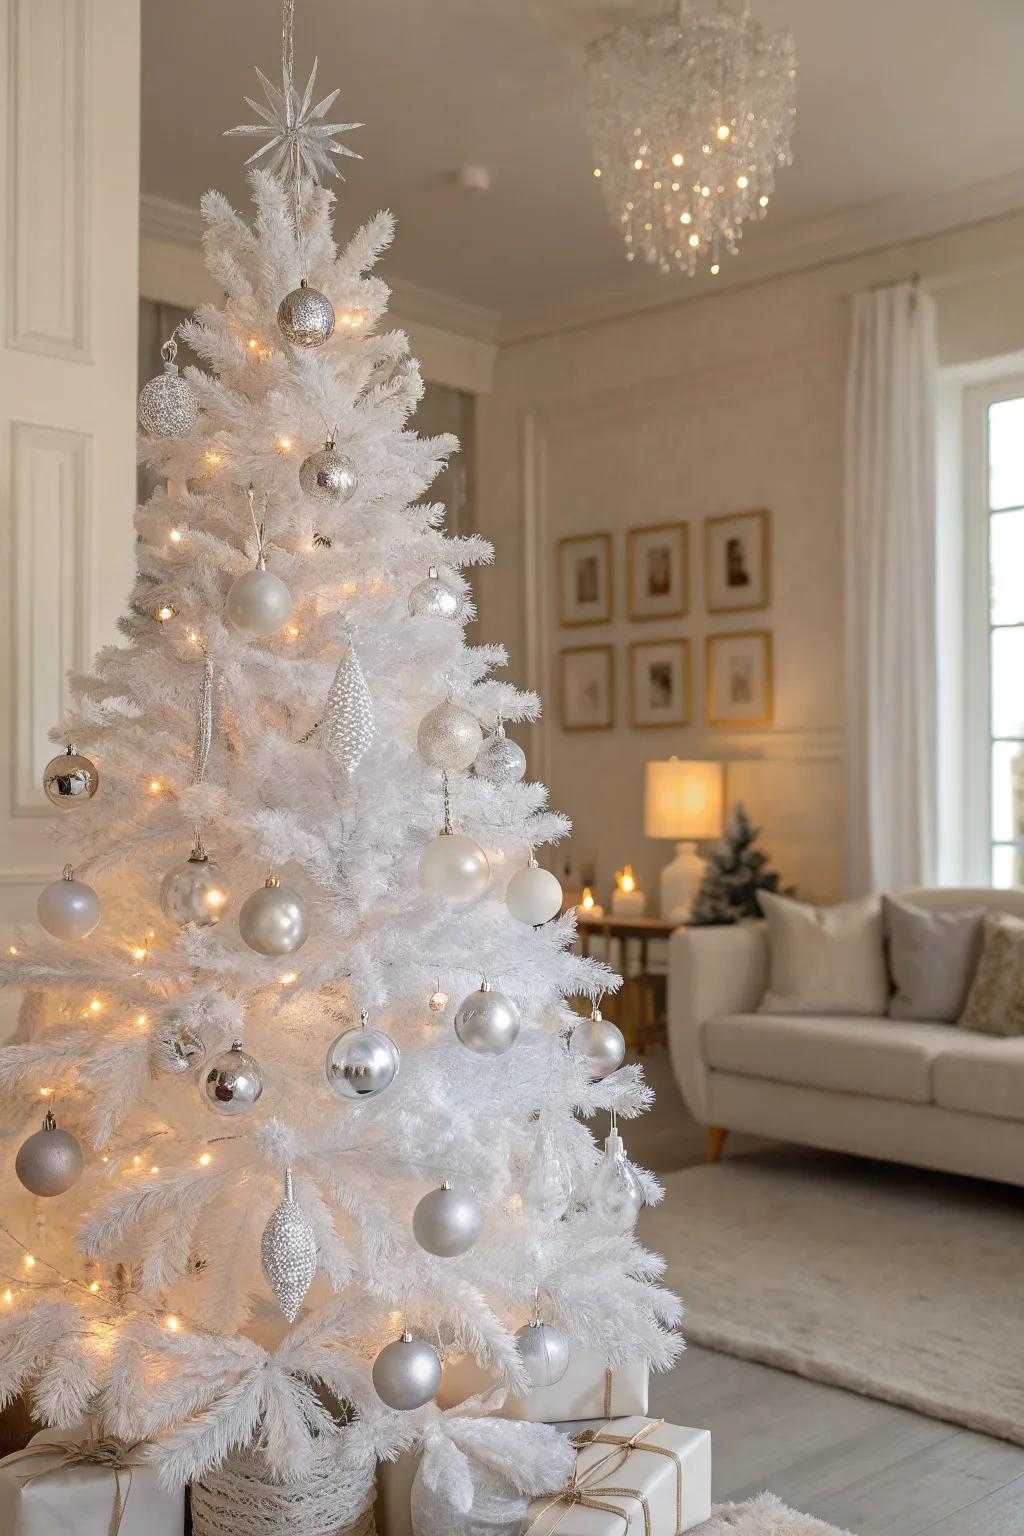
[611,865,646,917]
[576,886,605,920]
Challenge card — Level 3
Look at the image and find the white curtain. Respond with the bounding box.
[844,281,938,895]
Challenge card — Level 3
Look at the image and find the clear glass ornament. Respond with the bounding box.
[521,1127,573,1222]
[591,1124,644,1228]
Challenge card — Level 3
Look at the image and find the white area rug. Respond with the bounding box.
[640,1149,1024,1445]
[696,1494,855,1534]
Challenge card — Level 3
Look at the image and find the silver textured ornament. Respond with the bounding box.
[226,561,293,639]
[202,1040,264,1116]
[372,1331,442,1411]
[37,866,101,940]
[239,876,309,956]
[473,723,526,787]
[160,844,231,928]
[409,567,460,621]
[299,437,357,506]
[42,745,99,808]
[261,1167,318,1322]
[418,830,490,904]
[322,645,375,774]
[278,279,335,347]
[417,700,482,772]
[156,1025,207,1076]
[325,1011,399,1101]
[506,859,563,926]
[569,1008,626,1080]
[515,1319,570,1388]
[454,980,521,1056]
[412,1181,483,1257]
[15,1110,84,1198]
[138,339,199,437]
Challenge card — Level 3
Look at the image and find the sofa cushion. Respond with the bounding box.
[884,896,984,1022]
[756,892,890,1016]
[702,1012,959,1103]
[933,1035,1024,1123]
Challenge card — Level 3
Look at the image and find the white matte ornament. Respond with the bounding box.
[454,980,521,1056]
[417,700,482,771]
[515,1319,570,1388]
[474,723,527,786]
[160,847,231,928]
[506,860,563,925]
[203,1041,264,1116]
[409,566,460,620]
[372,1331,442,1411]
[412,1181,483,1257]
[138,340,199,437]
[278,279,335,347]
[42,745,99,808]
[15,1110,84,1197]
[226,563,293,639]
[569,1008,626,1079]
[418,831,490,904]
[239,877,309,956]
[37,868,101,941]
[325,1014,400,1100]
[299,438,357,506]
[261,1167,318,1322]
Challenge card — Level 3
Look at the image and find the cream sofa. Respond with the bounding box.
[667,887,1024,1188]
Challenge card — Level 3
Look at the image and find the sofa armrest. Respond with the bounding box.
[667,922,768,1122]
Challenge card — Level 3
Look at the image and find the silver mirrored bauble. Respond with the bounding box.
[505,862,563,926]
[569,1010,626,1080]
[418,832,490,904]
[156,1025,207,1076]
[160,848,231,928]
[325,1019,400,1101]
[473,724,526,787]
[42,746,99,808]
[515,1319,570,1388]
[15,1110,84,1197]
[277,280,335,347]
[261,1168,318,1322]
[372,1331,442,1411]
[454,981,521,1056]
[37,868,101,941]
[299,440,357,506]
[416,701,482,771]
[412,1181,484,1257]
[138,362,199,437]
[238,877,309,957]
[202,1041,264,1116]
[226,565,293,639]
[409,567,460,621]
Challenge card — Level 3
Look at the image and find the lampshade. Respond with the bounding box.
[644,759,723,840]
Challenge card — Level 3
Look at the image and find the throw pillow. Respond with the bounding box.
[959,912,1024,1036]
[757,891,889,1016]
[884,897,984,1022]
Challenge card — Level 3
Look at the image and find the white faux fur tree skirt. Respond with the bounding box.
[697,1493,856,1535]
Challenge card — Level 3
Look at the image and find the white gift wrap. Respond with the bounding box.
[0,1425,185,1536]
[439,1345,649,1422]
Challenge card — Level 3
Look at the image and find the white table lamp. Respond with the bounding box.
[644,759,724,922]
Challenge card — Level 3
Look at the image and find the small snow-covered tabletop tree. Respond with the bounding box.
[0,1,678,1496]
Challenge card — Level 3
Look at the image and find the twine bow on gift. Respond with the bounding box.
[9,1426,146,1536]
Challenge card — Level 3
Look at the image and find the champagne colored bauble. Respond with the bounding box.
[418,831,490,905]
[226,565,293,639]
[372,1332,442,1411]
[15,1110,84,1198]
[412,1181,483,1257]
[515,1319,570,1388]
[473,724,526,787]
[156,1025,207,1076]
[569,1010,626,1080]
[454,981,521,1057]
[261,1168,318,1322]
[325,1019,400,1101]
[202,1041,263,1116]
[138,357,199,437]
[238,877,309,957]
[42,745,99,808]
[160,848,231,928]
[37,868,101,941]
[408,567,460,620]
[277,279,335,347]
[505,862,563,926]
[416,701,482,771]
[298,439,357,506]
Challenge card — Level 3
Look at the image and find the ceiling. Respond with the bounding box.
[141,0,1024,339]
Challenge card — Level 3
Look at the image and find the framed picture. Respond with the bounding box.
[706,631,773,726]
[627,522,689,621]
[704,510,770,613]
[560,645,614,731]
[629,639,691,728]
[558,534,612,626]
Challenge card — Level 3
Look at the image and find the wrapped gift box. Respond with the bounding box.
[0,1425,185,1536]
[438,1345,648,1422]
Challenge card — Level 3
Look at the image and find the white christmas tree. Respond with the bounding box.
[0,5,679,1506]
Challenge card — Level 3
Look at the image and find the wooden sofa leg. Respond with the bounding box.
[706,1126,729,1164]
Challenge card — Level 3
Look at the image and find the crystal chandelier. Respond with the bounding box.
[586,1,796,277]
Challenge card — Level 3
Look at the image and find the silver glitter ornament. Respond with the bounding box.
[278,279,335,347]
[160,843,231,928]
[418,830,490,904]
[226,561,293,639]
[299,437,357,506]
[506,858,563,926]
[202,1040,264,1116]
[322,645,375,774]
[37,866,101,940]
[515,1319,570,1388]
[473,723,526,787]
[42,745,99,808]
[409,567,460,621]
[325,1011,399,1101]
[417,700,482,772]
[454,980,521,1057]
[138,339,199,437]
[569,1008,626,1080]
[15,1109,84,1198]
[155,1025,207,1076]
[412,1181,483,1257]
[239,876,309,956]
[261,1167,318,1322]
[372,1331,442,1411]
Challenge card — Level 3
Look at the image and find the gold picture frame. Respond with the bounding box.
[557,533,613,627]
[706,630,773,727]
[627,521,689,621]
[704,509,771,614]
[629,639,692,728]
[560,645,615,731]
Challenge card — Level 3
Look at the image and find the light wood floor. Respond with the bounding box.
[632,1047,1024,1535]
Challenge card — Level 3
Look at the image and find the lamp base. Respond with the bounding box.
[660,841,706,923]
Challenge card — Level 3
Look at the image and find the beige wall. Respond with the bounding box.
[475,211,1024,908]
